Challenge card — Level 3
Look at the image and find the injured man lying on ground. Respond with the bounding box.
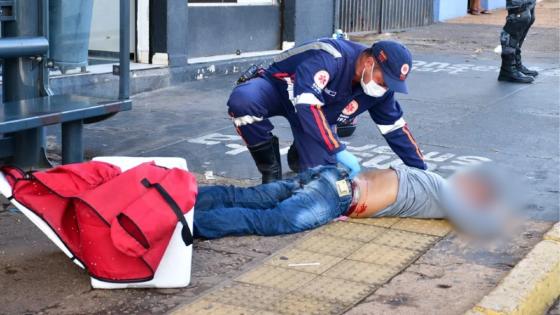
[194,165,517,239]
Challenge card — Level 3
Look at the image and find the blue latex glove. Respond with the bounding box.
[336,150,361,179]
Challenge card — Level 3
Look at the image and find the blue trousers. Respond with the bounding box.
[193,166,353,239]
[227,77,337,170]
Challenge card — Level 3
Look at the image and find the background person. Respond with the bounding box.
[498,0,539,83]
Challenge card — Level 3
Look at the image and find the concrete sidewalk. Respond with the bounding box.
[0,13,559,315]
[448,0,560,29]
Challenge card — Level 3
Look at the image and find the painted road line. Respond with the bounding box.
[172,218,453,315]
[468,223,560,315]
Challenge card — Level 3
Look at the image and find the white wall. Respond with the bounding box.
[89,0,136,53]
[434,0,468,22]
[137,0,150,63]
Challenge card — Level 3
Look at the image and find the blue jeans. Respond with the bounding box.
[193,166,353,239]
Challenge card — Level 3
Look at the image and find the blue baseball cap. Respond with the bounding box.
[371,41,412,94]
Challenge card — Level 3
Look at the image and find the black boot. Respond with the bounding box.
[287,144,300,173]
[248,136,282,184]
[498,55,534,83]
[515,54,539,77]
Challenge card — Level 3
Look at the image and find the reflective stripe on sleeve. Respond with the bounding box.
[273,42,342,63]
[376,117,406,135]
[295,93,324,106]
[232,115,264,127]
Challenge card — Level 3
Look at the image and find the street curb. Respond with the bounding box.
[466,222,560,315]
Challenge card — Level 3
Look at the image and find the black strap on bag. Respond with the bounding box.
[141,178,194,247]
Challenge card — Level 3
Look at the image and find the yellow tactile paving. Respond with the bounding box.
[319,221,387,242]
[544,221,560,243]
[324,260,398,285]
[348,243,420,269]
[235,265,317,291]
[295,234,366,258]
[348,217,401,228]
[204,282,285,311]
[470,239,560,315]
[371,229,439,251]
[174,218,453,315]
[266,248,343,274]
[296,276,374,306]
[172,298,277,315]
[270,292,345,315]
[391,218,453,237]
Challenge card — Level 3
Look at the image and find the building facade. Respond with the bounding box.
[87,0,506,67]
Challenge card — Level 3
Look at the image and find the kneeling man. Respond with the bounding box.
[194,165,512,239]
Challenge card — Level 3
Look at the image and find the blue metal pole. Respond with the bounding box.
[0,36,49,58]
[1,0,44,168]
[119,0,130,100]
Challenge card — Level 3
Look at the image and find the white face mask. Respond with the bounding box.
[360,64,388,97]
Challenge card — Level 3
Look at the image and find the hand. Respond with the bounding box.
[336,150,361,179]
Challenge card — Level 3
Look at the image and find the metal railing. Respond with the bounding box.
[335,0,434,34]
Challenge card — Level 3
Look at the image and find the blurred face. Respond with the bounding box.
[452,173,497,209]
[443,168,514,237]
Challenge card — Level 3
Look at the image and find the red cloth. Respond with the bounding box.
[4,161,197,282]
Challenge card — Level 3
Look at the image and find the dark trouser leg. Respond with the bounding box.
[227,78,284,183]
[499,6,534,83]
[516,4,538,76]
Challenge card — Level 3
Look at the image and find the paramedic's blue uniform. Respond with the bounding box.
[227,38,426,170]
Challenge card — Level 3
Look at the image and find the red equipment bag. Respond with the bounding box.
[2,161,198,282]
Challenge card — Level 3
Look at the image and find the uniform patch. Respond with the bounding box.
[314,70,330,89]
[342,100,359,116]
[400,64,410,80]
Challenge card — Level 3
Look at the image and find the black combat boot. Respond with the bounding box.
[248,136,282,184]
[515,54,539,77]
[498,54,534,83]
[287,144,300,173]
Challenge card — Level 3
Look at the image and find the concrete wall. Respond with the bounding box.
[293,0,335,44]
[433,0,468,21]
[187,5,281,58]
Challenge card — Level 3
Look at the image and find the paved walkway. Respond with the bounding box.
[173,218,452,315]
[448,0,560,29]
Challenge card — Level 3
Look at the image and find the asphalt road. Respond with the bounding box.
[80,52,559,222]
